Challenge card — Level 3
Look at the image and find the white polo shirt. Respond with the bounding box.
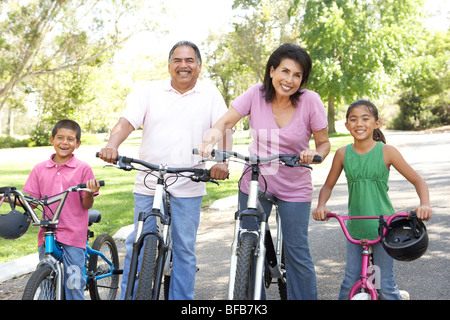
[121,79,227,197]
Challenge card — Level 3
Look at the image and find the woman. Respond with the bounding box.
[199,43,330,299]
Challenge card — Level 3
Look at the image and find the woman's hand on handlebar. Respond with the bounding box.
[312,206,331,221]
[196,143,214,158]
[98,146,119,164]
[299,148,321,165]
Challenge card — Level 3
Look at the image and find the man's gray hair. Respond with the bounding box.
[168,41,202,65]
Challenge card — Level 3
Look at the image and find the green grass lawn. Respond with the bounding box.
[0,131,351,263]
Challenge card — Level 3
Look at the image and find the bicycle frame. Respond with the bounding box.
[102,154,218,300]
[2,184,118,300]
[326,212,410,300]
[124,167,172,300]
[208,149,320,300]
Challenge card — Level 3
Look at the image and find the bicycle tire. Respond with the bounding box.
[88,233,120,300]
[277,245,287,300]
[135,236,159,300]
[233,235,256,300]
[22,266,58,300]
[163,275,170,300]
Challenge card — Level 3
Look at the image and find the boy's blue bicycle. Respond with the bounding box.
[0,183,121,300]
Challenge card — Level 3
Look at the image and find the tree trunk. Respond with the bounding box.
[327,95,336,134]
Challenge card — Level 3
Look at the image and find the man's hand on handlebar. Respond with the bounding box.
[98,147,119,164]
[210,163,229,180]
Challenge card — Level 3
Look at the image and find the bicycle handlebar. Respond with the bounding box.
[96,152,219,185]
[325,211,414,245]
[193,148,322,169]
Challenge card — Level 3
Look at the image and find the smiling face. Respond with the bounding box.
[269,58,303,101]
[168,45,201,94]
[50,128,81,164]
[345,105,381,141]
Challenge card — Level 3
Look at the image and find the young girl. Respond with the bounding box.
[312,99,431,300]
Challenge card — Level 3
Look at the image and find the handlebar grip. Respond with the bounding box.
[313,155,322,163]
[78,180,105,188]
[192,148,216,157]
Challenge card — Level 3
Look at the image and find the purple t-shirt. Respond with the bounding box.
[231,84,327,202]
[23,154,97,249]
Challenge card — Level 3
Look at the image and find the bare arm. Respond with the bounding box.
[312,147,345,221]
[98,117,135,163]
[82,179,101,210]
[198,107,243,157]
[300,127,331,165]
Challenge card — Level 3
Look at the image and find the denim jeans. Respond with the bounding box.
[338,240,402,300]
[38,243,86,300]
[119,193,202,300]
[238,191,318,300]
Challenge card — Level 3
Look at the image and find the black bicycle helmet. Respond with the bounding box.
[0,192,31,239]
[381,213,428,261]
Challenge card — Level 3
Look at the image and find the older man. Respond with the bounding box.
[99,41,229,299]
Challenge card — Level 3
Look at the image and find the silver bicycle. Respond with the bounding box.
[196,149,321,300]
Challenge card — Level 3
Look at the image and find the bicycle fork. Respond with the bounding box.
[228,179,268,300]
[125,179,171,300]
[38,231,64,300]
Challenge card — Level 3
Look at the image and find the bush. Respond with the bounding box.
[390,91,449,130]
[0,136,31,149]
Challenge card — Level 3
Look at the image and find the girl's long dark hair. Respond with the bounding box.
[262,43,312,107]
[346,99,386,144]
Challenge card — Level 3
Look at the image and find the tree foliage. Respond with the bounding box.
[296,0,426,132]
[0,0,157,140]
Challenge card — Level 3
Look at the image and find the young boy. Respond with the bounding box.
[23,119,101,300]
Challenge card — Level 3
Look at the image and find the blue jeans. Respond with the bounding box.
[338,241,402,300]
[119,193,202,300]
[238,191,318,300]
[38,243,86,300]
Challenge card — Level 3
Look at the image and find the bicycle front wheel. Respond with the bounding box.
[135,236,159,300]
[22,266,58,300]
[233,235,256,300]
[88,233,120,300]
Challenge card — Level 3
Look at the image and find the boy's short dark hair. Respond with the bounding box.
[52,119,82,142]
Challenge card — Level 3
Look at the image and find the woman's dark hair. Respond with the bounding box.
[262,43,312,107]
[346,99,386,144]
[52,119,82,142]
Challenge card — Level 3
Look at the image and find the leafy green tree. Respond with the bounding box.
[0,0,157,137]
[392,29,450,129]
[293,0,426,132]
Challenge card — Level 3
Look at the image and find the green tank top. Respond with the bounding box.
[344,142,395,240]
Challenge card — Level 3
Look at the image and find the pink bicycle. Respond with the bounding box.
[325,211,428,300]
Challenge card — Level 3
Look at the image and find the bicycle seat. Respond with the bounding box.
[88,209,102,225]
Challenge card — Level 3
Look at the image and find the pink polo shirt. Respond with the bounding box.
[23,154,97,249]
[231,84,327,202]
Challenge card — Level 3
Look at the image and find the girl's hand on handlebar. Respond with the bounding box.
[312,206,330,221]
[414,205,432,221]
